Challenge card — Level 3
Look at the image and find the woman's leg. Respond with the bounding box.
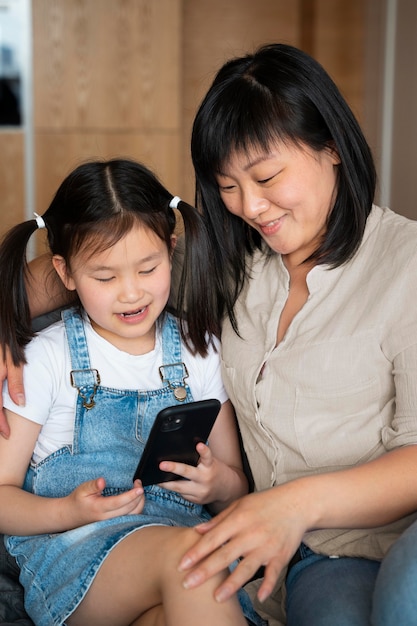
[372,520,417,625]
[286,553,380,626]
[67,525,247,626]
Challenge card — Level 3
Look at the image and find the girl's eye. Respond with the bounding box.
[139,266,157,275]
[96,276,114,283]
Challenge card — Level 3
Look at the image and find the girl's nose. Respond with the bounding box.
[119,278,144,303]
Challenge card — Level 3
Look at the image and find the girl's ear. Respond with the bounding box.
[170,234,177,258]
[52,255,76,291]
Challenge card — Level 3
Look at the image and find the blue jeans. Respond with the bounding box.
[286,532,417,626]
[286,543,380,626]
[372,519,417,625]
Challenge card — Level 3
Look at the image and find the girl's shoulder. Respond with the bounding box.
[29,317,67,351]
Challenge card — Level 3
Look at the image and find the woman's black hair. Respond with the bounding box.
[0,159,218,364]
[191,43,376,331]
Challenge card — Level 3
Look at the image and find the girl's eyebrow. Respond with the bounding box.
[88,252,163,271]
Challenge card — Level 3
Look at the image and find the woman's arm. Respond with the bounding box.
[26,253,72,319]
[0,409,145,535]
[179,445,417,603]
[0,350,24,438]
[0,254,73,436]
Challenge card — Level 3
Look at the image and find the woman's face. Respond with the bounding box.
[215,141,340,268]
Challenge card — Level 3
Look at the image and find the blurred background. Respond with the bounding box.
[0,0,415,253]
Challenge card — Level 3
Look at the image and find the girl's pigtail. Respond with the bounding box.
[0,216,44,365]
[173,197,220,356]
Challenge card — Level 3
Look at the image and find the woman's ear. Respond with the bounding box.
[326,141,341,165]
[52,256,76,291]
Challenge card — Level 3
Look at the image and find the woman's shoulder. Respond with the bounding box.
[371,204,417,234]
[366,205,417,255]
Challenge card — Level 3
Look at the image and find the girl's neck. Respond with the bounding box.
[89,317,157,356]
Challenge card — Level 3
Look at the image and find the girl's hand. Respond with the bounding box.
[158,442,246,509]
[178,487,306,603]
[66,477,145,526]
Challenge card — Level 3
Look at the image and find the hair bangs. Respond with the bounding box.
[67,211,141,262]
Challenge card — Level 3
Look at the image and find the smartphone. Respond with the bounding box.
[133,399,221,486]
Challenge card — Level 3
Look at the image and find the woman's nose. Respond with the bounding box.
[241,189,269,219]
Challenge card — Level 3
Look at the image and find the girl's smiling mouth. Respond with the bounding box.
[118,307,147,320]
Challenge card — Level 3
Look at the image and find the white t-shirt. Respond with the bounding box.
[3,315,228,463]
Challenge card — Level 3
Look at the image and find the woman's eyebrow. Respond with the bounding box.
[218,152,277,176]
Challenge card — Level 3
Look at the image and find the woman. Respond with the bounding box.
[177,43,417,625]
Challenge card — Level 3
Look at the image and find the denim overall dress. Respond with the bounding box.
[6,308,265,626]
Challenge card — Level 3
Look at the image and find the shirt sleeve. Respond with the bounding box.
[382,341,417,449]
[184,335,229,405]
[2,328,66,426]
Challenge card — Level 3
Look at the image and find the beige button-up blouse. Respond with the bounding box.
[222,205,417,563]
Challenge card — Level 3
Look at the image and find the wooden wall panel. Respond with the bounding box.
[313,0,366,123]
[33,0,180,130]
[0,132,25,238]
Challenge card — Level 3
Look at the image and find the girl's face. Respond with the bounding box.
[215,141,340,268]
[53,223,174,355]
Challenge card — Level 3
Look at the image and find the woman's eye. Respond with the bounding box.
[258,175,276,184]
[258,169,282,184]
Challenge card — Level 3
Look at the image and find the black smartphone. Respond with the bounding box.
[133,399,221,486]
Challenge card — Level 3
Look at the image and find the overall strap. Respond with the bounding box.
[158,313,189,402]
[62,307,100,409]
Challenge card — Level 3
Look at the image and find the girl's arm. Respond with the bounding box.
[159,400,248,512]
[0,409,145,536]
[204,399,249,511]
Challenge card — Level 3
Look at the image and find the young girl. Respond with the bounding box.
[0,159,264,626]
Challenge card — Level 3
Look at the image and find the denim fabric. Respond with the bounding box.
[286,543,380,625]
[6,309,264,626]
[372,518,417,625]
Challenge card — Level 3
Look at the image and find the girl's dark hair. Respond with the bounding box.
[0,159,218,364]
[191,43,376,331]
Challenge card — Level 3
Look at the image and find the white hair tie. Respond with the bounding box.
[33,212,46,229]
[169,196,181,209]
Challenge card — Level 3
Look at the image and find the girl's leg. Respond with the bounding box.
[67,525,247,626]
[286,553,380,626]
[372,520,417,625]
